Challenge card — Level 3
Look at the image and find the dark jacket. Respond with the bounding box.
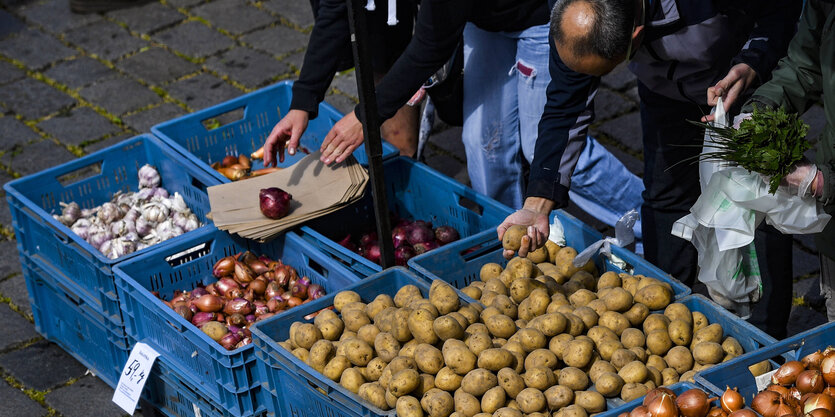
[527,0,802,207]
[743,0,835,258]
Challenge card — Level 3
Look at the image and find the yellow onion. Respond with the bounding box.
[807,409,835,417]
[773,362,807,386]
[645,388,678,407]
[754,391,784,417]
[721,387,744,413]
[803,352,825,371]
[708,407,729,417]
[797,370,825,395]
[804,394,835,414]
[821,355,835,386]
[648,393,678,417]
[729,410,757,417]
[678,389,712,417]
[769,385,792,401]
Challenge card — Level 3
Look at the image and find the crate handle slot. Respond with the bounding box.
[306,256,327,278]
[460,241,500,261]
[190,175,207,192]
[56,161,103,186]
[200,107,245,131]
[165,242,212,267]
[458,195,484,216]
[52,227,71,244]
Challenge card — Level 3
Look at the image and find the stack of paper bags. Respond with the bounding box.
[207,152,369,241]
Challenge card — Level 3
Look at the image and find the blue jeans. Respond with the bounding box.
[462,23,645,241]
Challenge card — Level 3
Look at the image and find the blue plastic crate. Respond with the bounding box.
[697,321,835,402]
[297,157,515,276]
[21,254,130,389]
[408,210,690,298]
[250,268,445,417]
[151,81,398,184]
[113,226,361,417]
[4,134,216,325]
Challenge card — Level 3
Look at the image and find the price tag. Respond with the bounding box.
[112,342,159,414]
[755,369,777,392]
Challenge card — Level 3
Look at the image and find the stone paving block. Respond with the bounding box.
[123,103,186,133]
[82,132,134,153]
[427,124,466,161]
[45,375,125,417]
[0,273,32,317]
[167,73,242,111]
[594,112,643,153]
[595,88,636,121]
[0,303,37,350]
[106,2,184,35]
[794,244,821,278]
[0,238,21,278]
[80,77,161,115]
[7,140,76,177]
[241,25,309,57]
[803,104,827,144]
[116,47,198,85]
[424,151,470,187]
[332,71,358,98]
[166,0,204,7]
[37,107,120,146]
[65,20,147,61]
[192,0,275,35]
[263,0,315,28]
[0,28,76,70]
[601,62,637,91]
[0,116,41,152]
[600,140,644,177]
[0,78,75,120]
[0,340,88,390]
[0,60,25,85]
[0,378,47,417]
[788,304,827,337]
[0,9,25,40]
[19,0,102,33]
[625,86,639,103]
[43,57,119,89]
[283,51,305,72]
[324,93,357,115]
[205,46,289,88]
[153,21,235,59]
[0,190,11,227]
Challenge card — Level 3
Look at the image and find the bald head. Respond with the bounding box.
[550,0,636,75]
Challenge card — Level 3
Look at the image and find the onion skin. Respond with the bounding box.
[213,256,235,277]
[804,394,835,414]
[248,278,267,295]
[191,312,215,327]
[223,298,253,316]
[645,388,678,407]
[631,405,652,417]
[807,409,835,417]
[678,389,712,417]
[797,370,825,395]
[804,352,825,371]
[708,408,729,417]
[729,411,757,417]
[233,261,254,284]
[619,413,629,417]
[754,391,784,417]
[774,362,807,386]
[215,278,240,297]
[768,385,792,401]
[722,387,745,413]
[823,388,835,398]
[777,400,798,417]
[821,355,835,386]
[195,294,224,312]
[648,393,678,417]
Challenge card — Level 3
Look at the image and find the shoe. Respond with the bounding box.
[70,0,153,13]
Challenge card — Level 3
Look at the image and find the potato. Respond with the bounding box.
[610,348,638,370]
[593,371,624,397]
[557,366,589,390]
[679,370,697,383]
[618,360,649,384]
[481,263,504,282]
[365,294,395,320]
[485,314,517,339]
[692,324,723,346]
[528,312,568,338]
[620,328,645,349]
[664,303,692,324]
[571,270,597,291]
[464,333,492,357]
[363,357,387,381]
[397,396,424,417]
[564,313,586,336]
[411,344,443,375]
[548,333,574,359]
[506,257,535,280]
[588,325,619,344]
[620,382,649,402]
[588,359,617,383]
[643,314,670,334]
[343,308,372,333]
[563,338,595,368]
[693,342,724,365]
[544,384,574,409]
[339,337,372,366]
[523,366,557,390]
[517,388,547,413]
[692,311,709,333]
[634,284,672,310]
[358,382,389,411]
[573,306,600,329]
[521,289,551,319]
[661,367,679,385]
[484,279,509,298]
[494,407,525,417]
[668,319,693,346]
[480,385,506,414]
[646,355,667,371]
[435,366,463,391]
[454,389,481,416]
[322,354,351,381]
[554,247,581,277]
[291,323,322,349]
[586,299,608,316]
[646,366,663,386]
[434,315,465,341]
[722,337,744,357]
[390,369,420,397]
[400,339,421,359]
[443,340,477,376]
[340,367,366,393]
[395,285,423,308]
[461,286,482,300]
[491,295,518,319]
[421,388,454,417]
[623,303,650,327]
[369,332,397,362]
[597,339,623,361]
[502,225,527,252]
[555,404,588,417]
[428,280,459,315]
[602,287,634,313]
[621,274,640,294]
[748,360,772,377]
[374,307,397,331]
[599,311,631,336]
[473,348,513,372]
[574,390,606,413]
[391,308,414,343]
[308,339,336,372]
[334,291,361,312]
[461,368,498,396]
[646,329,673,356]
[404,310,436,346]
[569,289,597,307]
[665,345,694,374]
[485,367,520,398]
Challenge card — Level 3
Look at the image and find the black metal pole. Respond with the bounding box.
[345,0,395,269]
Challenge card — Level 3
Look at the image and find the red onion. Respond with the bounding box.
[308,284,325,300]
[267,297,287,312]
[219,332,242,350]
[265,282,284,300]
[213,256,235,277]
[413,220,433,229]
[223,298,253,316]
[259,187,292,219]
[191,287,208,298]
[394,246,416,266]
[226,313,246,327]
[337,234,356,251]
[246,314,256,323]
[412,240,439,255]
[363,244,381,264]
[406,223,434,245]
[254,303,269,316]
[359,232,378,247]
[216,278,241,297]
[392,227,408,248]
[191,312,215,327]
[434,225,460,245]
[291,277,310,299]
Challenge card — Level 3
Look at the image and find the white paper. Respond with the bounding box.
[755,369,777,392]
[112,342,160,414]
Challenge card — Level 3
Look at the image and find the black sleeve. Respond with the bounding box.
[290,0,351,119]
[731,0,803,83]
[355,0,471,121]
[526,35,599,208]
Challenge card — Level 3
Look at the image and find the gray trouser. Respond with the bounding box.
[821,254,835,321]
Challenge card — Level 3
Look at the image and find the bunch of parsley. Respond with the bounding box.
[694,106,811,194]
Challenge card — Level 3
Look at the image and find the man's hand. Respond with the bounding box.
[321,110,364,165]
[782,161,821,197]
[264,109,309,166]
[701,63,758,122]
[497,197,555,259]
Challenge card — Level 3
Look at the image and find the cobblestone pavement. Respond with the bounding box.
[0,0,828,415]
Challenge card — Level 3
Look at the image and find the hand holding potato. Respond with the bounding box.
[497,197,554,259]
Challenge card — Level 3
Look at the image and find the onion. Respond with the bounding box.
[215,278,240,297]
[394,246,416,266]
[259,187,293,219]
[754,391,784,417]
[194,294,224,312]
[246,314,256,323]
[823,388,835,398]
[631,406,652,417]
[729,411,757,417]
[807,409,835,417]
[363,244,381,264]
[337,234,356,251]
[233,261,254,284]
[769,385,792,400]
[406,223,434,245]
[267,297,287,312]
[256,313,275,322]
[645,388,678,407]
[265,282,284,300]
[359,232,377,247]
[291,277,310,299]
[774,362,807,386]
[678,389,712,417]
[191,287,208,298]
[174,305,193,321]
[274,263,297,288]
[219,332,242,350]
[804,352,825,371]
[412,240,439,255]
[392,227,408,248]
[248,260,269,276]
[248,278,267,295]
[224,298,252,316]
[722,387,744,413]
[820,355,835,386]
[804,394,835,414]
[191,312,215,327]
[708,408,728,417]
[648,393,678,417]
[434,225,460,245]
[777,400,798,417]
[226,313,246,327]
[307,284,325,300]
[797,370,825,395]
[619,413,629,417]
[287,297,303,307]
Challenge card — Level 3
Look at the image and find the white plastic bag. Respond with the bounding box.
[573,209,640,269]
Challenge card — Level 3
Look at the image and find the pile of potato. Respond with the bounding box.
[279,243,748,417]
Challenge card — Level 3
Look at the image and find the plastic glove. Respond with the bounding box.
[732,112,752,129]
[782,161,819,197]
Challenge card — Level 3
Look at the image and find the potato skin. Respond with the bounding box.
[442,340,477,376]
[502,225,527,252]
[478,348,516,372]
[545,384,575,409]
[415,344,445,375]
[517,388,547,413]
[594,372,625,397]
[358,382,389,411]
[461,368,498,396]
[396,396,424,417]
[574,390,606,413]
[498,367,526,398]
[390,369,421,397]
[421,388,455,417]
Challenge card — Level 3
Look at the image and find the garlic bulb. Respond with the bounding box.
[138,165,161,189]
[59,202,81,225]
[71,218,92,240]
[97,203,122,224]
[87,231,112,250]
[135,216,152,237]
[142,202,169,223]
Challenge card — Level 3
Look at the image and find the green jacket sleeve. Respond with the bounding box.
[744,0,825,115]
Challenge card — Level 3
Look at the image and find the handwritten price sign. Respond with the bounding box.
[112,342,159,414]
